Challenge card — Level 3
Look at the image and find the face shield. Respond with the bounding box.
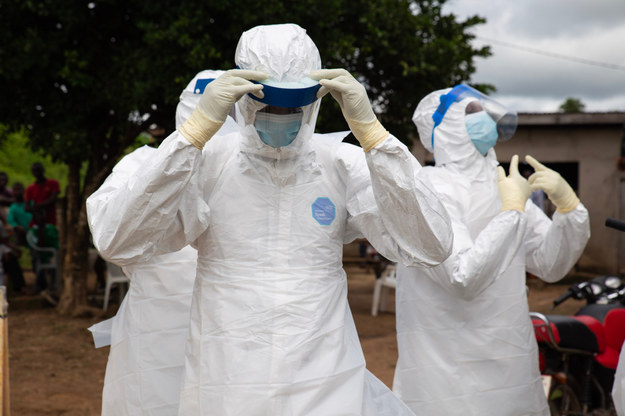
[245,76,321,148]
[253,106,304,148]
[431,84,518,150]
[234,24,322,149]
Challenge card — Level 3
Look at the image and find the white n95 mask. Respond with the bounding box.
[254,111,303,148]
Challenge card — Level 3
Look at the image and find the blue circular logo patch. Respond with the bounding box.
[312,197,336,226]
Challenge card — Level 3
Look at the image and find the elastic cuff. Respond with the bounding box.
[347,118,389,152]
[179,109,223,150]
[555,196,580,214]
[500,196,526,212]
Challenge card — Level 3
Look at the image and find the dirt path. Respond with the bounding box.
[7,267,586,415]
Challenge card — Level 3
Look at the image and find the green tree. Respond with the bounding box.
[559,97,586,113]
[0,0,489,315]
[0,128,69,191]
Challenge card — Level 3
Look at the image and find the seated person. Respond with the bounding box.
[0,218,28,295]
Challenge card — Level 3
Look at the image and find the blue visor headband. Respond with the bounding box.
[193,78,214,94]
[430,84,474,149]
[193,75,321,108]
[249,79,321,108]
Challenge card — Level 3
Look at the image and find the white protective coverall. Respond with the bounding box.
[86,69,243,416]
[87,70,376,416]
[90,24,452,415]
[87,145,198,415]
[393,88,590,415]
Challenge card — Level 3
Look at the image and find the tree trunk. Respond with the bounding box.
[57,162,90,316]
[55,126,144,315]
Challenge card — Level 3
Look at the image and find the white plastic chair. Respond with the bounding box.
[26,231,60,292]
[102,261,130,311]
[371,263,397,316]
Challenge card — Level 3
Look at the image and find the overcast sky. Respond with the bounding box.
[442,0,625,113]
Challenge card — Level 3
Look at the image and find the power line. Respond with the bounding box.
[476,36,625,72]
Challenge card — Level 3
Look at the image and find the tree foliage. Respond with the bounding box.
[0,0,489,314]
[559,97,586,113]
[1,0,490,150]
[0,129,69,191]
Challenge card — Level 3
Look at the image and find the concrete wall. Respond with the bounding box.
[412,112,625,275]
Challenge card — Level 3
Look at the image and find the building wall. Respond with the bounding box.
[411,114,625,275]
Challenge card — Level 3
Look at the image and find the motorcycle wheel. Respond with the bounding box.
[549,382,582,416]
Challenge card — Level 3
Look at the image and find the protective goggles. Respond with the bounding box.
[431,84,518,148]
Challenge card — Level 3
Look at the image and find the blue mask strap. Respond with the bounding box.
[430,84,473,149]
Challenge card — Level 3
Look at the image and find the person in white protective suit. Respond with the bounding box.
[392,84,591,416]
[87,146,198,416]
[86,70,241,415]
[89,23,453,415]
[87,69,352,415]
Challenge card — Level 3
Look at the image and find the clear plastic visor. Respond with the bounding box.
[433,84,518,142]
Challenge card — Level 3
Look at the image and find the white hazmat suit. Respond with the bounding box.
[87,145,198,415]
[393,87,590,415]
[90,24,452,415]
[86,69,243,416]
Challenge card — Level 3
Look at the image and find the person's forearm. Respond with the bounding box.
[87,132,207,266]
[436,210,527,300]
[365,135,453,267]
[527,202,590,282]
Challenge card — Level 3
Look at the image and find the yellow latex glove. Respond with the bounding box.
[310,68,388,152]
[525,155,580,213]
[497,155,532,212]
[180,69,267,149]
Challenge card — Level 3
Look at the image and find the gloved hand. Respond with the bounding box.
[526,155,580,213]
[310,68,388,152]
[180,69,267,149]
[497,154,532,212]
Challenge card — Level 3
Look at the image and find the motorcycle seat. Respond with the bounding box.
[533,314,603,353]
[595,308,625,370]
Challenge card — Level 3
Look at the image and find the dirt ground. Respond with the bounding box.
[7,266,588,415]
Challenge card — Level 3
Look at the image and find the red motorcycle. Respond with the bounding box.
[530,218,625,415]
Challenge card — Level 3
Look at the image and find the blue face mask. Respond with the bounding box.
[465,111,498,155]
[254,111,303,148]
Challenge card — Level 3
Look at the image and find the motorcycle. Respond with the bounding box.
[530,218,625,415]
